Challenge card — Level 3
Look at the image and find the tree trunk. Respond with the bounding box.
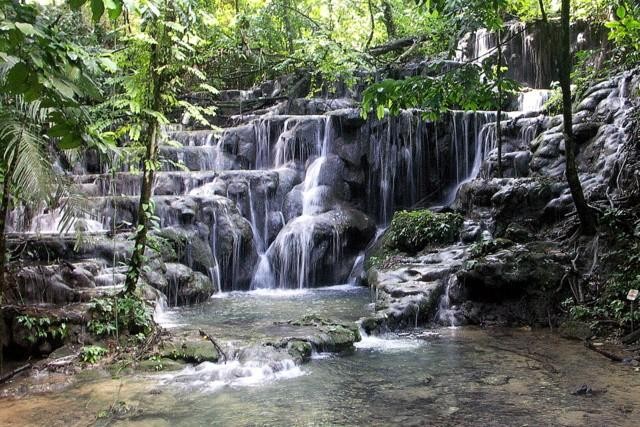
[365,0,375,49]
[282,0,294,54]
[538,0,548,22]
[123,36,164,294]
[559,0,597,235]
[0,159,15,299]
[382,0,396,39]
[496,27,503,178]
[0,157,16,374]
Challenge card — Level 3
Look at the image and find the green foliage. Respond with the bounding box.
[361,63,516,120]
[16,315,68,344]
[563,207,640,333]
[606,3,640,66]
[88,294,153,338]
[386,209,464,253]
[80,345,108,364]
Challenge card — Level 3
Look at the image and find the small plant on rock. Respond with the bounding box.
[80,345,108,364]
[16,315,68,344]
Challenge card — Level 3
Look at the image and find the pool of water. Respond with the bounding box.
[157,284,373,342]
[1,286,639,426]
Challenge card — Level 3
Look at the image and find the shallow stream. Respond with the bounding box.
[1,286,639,426]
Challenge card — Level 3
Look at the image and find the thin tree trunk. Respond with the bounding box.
[496,27,503,178]
[365,0,375,49]
[0,157,16,302]
[282,0,294,54]
[124,36,164,294]
[559,0,597,235]
[0,157,16,374]
[538,0,548,23]
[382,0,396,39]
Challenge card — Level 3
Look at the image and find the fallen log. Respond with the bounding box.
[198,329,228,364]
[585,341,625,362]
[0,363,32,384]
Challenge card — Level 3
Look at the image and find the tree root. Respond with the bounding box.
[585,341,624,362]
[199,329,228,364]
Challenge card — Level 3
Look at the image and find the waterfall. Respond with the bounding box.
[442,111,497,206]
[9,94,502,292]
[436,275,459,327]
[256,117,335,289]
[517,89,552,112]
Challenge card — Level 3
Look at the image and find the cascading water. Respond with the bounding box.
[8,95,505,293]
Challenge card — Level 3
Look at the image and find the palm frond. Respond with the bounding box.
[0,96,53,202]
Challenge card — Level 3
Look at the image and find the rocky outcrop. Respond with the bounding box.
[363,245,468,333]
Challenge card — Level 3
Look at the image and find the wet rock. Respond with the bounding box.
[558,321,593,341]
[458,241,568,291]
[285,340,313,362]
[284,315,362,353]
[571,384,593,396]
[502,223,533,243]
[490,179,558,232]
[137,358,186,372]
[455,241,569,325]
[366,246,468,331]
[161,263,215,306]
[477,374,511,386]
[160,339,219,364]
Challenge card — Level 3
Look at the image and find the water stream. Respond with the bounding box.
[1,286,638,426]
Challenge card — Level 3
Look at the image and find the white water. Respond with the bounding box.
[355,326,424,352]
[159,358,305,393]
[517,89,552,112]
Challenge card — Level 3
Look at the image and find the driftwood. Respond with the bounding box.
[198,329,228,364]
[585,341,625,362]
[0,363,32,384]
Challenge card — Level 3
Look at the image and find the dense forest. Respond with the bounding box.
[1,0,640,425]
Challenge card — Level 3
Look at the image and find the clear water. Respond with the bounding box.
[2,287,639,426]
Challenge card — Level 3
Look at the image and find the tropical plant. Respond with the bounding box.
[88,294,153,338]
[16,314,68,344]
[0,0,116,306]
[80,345,108,363]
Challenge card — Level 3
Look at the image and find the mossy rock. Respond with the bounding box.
[386,210,464,254]
[286,340,313,362]
[470,238,514,258]
[138,357,186,372]
[160,339,219,363]
[286,315,361,353]
[558,321,593,341]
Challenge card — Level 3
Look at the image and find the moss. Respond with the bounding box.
[138,357,186,372]
[286,340,312,362]
[160,340,219,363]
[287,315,361,353]
[470,238,514,258]
[365,209,463,271]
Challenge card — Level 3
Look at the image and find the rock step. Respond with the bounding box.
[73,171,219,197]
